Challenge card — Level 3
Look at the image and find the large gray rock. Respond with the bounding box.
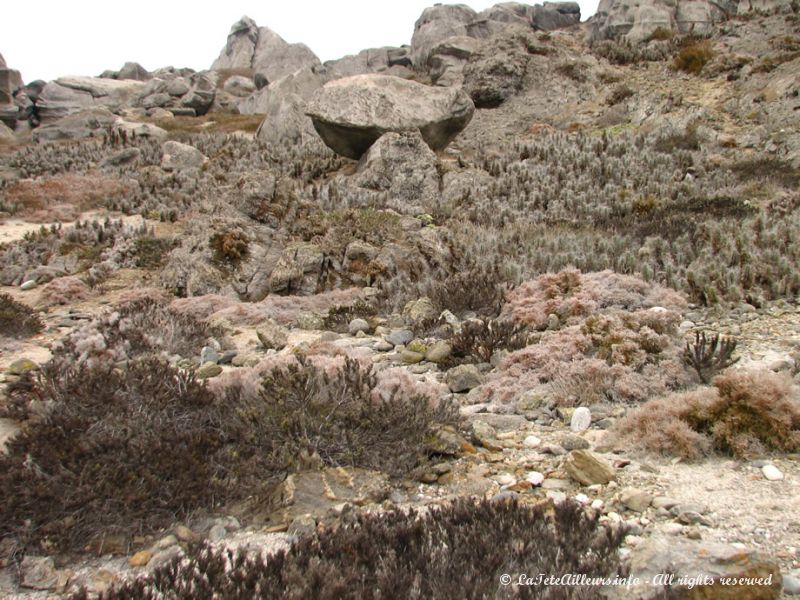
[306,74,474,159]
[0,120,15,142]
[463,38,529,108]
[351,130,441,214]
[179,71,217,116]
[249,66,329,148]
[211,16,259,71]
[35,76,146,124]
[588,0,788,42]
[532,2,581,30]
[325,47,413,79]
[211,16,321,85]
[411,4,478,68]
[428,36,481,86]
[118,61,151,81]
[161,141,207,171]
[31,107,118,143]
[610,535,783,600]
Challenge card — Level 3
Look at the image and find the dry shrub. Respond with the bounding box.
[1,350,460,554]
[673,40,715,74]
[38,275,92,306]
[0,293,43,339]
[443,317,531,367]
[225,355,459,476]
[77,498,628,600]
[1,175,135,222]
[56,297,226,368]
[504,269,685,330]
[612,371,800,459]
[0,357,256,553]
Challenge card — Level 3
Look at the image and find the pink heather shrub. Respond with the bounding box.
[38,276,92,306]
[112,286,171,306]
[481,271,690,405]
[612,370,800,460]
[503,268,686,329]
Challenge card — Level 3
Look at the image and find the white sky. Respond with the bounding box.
[1,1,599,83]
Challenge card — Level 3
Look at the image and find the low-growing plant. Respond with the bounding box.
[0,293,43,339]
[683,331,739,383]
[75,498,628,600]
[209,229,249,264]
[444,318,531,367]
[322,300,378,332]
[612,371,800,459]
[673,40,715,74]
[230,355,460,476]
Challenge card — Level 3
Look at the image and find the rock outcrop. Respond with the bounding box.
[589,0,794,42]
[249,66,329,148]
[306,74,474,159]
[411,4,478,68]
[0,53,24,129]
[325,47,414,79]
[211,16,321,85]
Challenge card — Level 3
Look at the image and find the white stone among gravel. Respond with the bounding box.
[762,464,784,481]
[570,407,591,432]
[523,435,541,448]
[495,473,516,486]
[574,493,590,504]
[525,471,544,486]
[20,279,37,290]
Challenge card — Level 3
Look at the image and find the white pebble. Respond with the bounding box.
[762,465,784,481]
[525,471,544,486]
[570,407,591,432]
[495,473,516,486]
[574,493,590,504]
[591,499,604,510]
[523,435,541,448]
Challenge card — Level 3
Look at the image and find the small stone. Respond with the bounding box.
[620,487,653,512]
[419,471,439,484]
[374,340,394,352]
[231,354,251,367]
[651,496,680,510]
[431,462,452,475]
[385,329,413,346]
[523,435,541,448]
[156,534,177,549]
[207,524,227,542]
[7,358,39,375]
[490,491,518,503]
[783,574,800,595]
[686,528,702,540]
[542,444,567,456]
[400,350,425,364]
[662,523,685,536]
[541,478,573,490]
[128,550,153,567]
[174,525,197,542]
[570,407,592,432]
[20,279,37,290]
[256,320,289,350]
[19,556,59,590]
[425,340,452,363]
[564,449,616,486]
[546,313,560,330]
[546,491,568,504]
[591,499,604,510]
[446,364,484,393]
[525,471,545,486]
[348,318,370,335]
[560,434,590,451]
[495,472,516,486]
[147,546,183,571]
[472,420,502,451]
[218,350,237,365]
[197,362,223,379]
[676,511,712,526]
[200,346,219,364]
[762,464,784,481]
[574,493,590,504]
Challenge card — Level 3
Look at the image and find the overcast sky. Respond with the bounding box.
[1,1,599,83]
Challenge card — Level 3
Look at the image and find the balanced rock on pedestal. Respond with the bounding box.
[305,74,474,159]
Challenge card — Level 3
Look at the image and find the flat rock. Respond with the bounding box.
[620,487,653,512]
[564,449,616,486]
[447,364,484,393]
[306,74,474,159]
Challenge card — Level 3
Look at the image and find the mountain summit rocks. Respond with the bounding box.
[305,74,474,159]
[211,16,320,85]
[589,0,795,42]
